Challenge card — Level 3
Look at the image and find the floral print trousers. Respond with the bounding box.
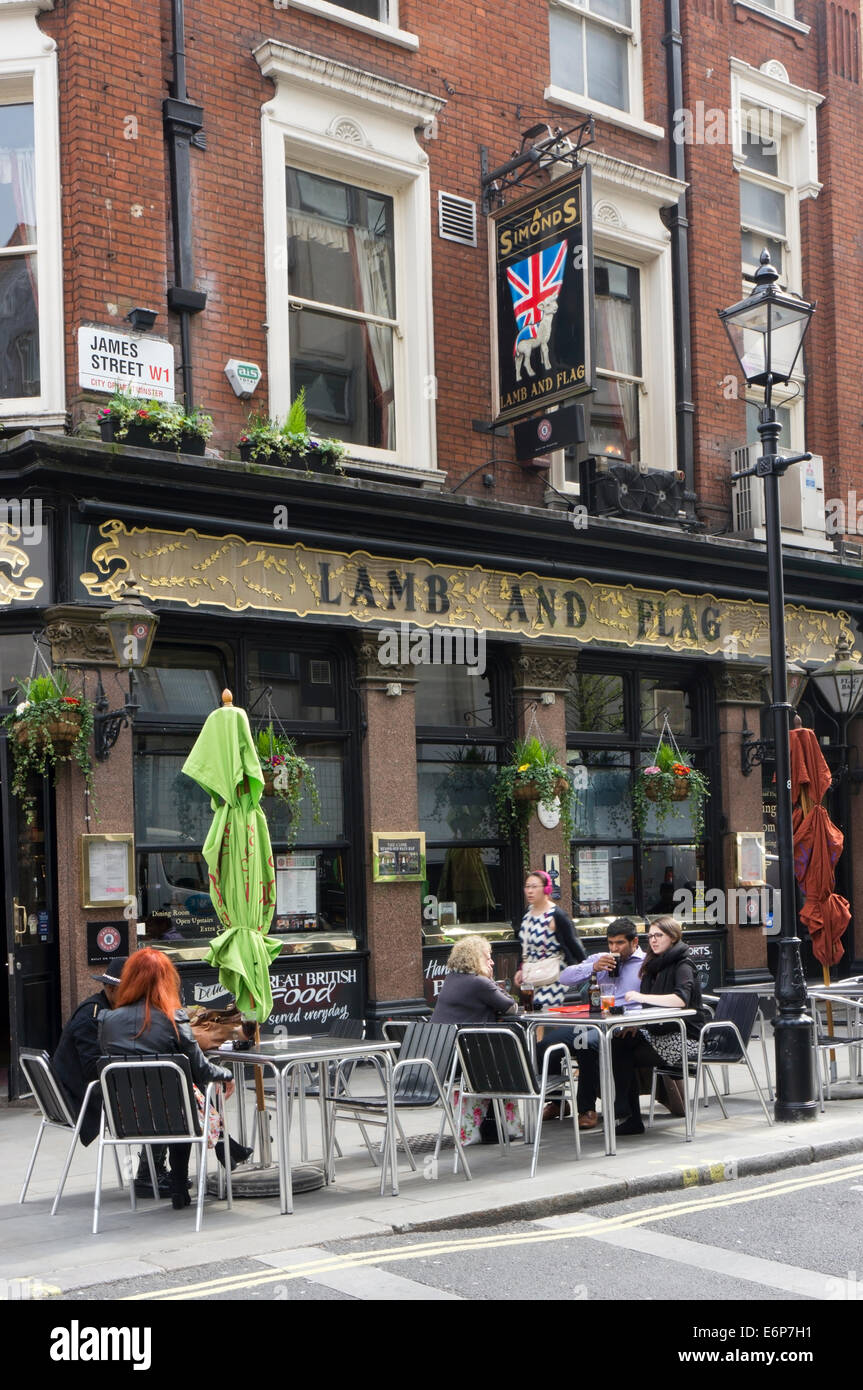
[452,1090,524,1145]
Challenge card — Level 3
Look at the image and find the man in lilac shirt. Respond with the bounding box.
[561,919,646,1002]
[541,918,645,1128]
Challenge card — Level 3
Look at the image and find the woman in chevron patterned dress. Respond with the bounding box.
[515,870,585,1010]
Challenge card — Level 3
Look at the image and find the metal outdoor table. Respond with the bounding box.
[521,1006,695,1155]
[210,1036,398,1214]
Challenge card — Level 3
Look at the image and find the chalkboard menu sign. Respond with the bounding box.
[178,956,366,1034]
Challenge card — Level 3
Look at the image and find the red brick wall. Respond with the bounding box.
[37,0,863,516]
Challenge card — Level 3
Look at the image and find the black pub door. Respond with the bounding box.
[1,737,61,1098]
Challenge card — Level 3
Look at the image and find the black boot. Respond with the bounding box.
[134,1148,172,1198]
[214,1137,254,1170]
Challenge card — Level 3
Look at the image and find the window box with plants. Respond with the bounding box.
[98,391,214,456]
[2,671,96,824]
[238,390,346,475]
[633,739,710,840]
[494,735,575,862]
[254,725,322,850]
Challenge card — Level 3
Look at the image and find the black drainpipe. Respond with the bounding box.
[164,0,207,408]
[662,0,696,509]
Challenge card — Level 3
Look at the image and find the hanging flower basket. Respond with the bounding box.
[2,672,96,826]
[493,734,576,864]
[254,723,320,850]
[513,775,571,802]
[644,774,690,803]
[633,726,709,839]
[13,708,83,756]
[261,762,304,799]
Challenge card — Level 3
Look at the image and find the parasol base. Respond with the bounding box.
[816,1081,863,1101]
[207,1163,325,1199]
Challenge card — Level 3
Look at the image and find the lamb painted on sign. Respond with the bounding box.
[514,294,558,381]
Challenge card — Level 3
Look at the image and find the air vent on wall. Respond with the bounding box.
[438,190,477,246]
[309,659,333,685]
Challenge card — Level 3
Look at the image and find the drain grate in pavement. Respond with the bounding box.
[399,1134,454,1153]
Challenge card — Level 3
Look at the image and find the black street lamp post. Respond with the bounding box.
[719,250,817,1122]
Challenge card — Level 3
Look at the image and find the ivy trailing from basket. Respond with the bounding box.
[254,724,321,849]
[493,735,575,866]
[2,669,96,825]
[632,739,710,840]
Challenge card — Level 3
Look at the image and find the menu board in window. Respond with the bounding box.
[576,848,611,914]
[275,853,318,931]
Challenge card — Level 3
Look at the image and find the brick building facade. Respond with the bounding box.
[1,0,862,1093]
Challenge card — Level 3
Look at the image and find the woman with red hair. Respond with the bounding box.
[98,949,235,1209]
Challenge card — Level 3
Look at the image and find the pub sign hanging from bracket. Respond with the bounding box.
[491,166,594,427]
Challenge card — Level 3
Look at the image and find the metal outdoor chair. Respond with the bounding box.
[324,1021,470,1195]
[286,1016,367,1161]
[807,991,863,1109]
[704,992,775,1103]
[18,1049,123,1216]
[381,1015,432,1052]
[94,1057,232,1234]
[454,1026,580,1177]
[648,992,773,1134]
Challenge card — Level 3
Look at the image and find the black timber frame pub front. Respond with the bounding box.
[1,431,862,1096]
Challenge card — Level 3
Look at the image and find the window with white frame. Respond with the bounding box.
[546,1,661,139]
[0,95,38,399]
[739,121,797,289]
[338,0,388,16]
[286,168,396,450]
[255,42,443,474]
[551,154,681,494]
[732,62,823,463]
[735,0,801,21]
[591,257,642,464]
[0,10,64,423]
[550,0,632,112]
[285,0,418,50]
[732,59,823,295]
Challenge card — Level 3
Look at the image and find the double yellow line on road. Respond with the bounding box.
[126,1158,863,1300]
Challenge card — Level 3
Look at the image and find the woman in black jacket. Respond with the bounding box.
[611,915,705,1134]
[514,869,585,1011]
[98,949,235,1209]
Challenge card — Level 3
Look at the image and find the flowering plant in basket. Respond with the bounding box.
[254,724,321,849]
[632,739,709,839]
[238,390,346,473]
[493,735,575,864]
[98,390,214,448]
[2,670,96,824]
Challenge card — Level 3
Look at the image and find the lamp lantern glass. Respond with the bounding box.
[808,636,863,718]
[100,597,159,670]
[760,657,810,710]
[718,251,815,387]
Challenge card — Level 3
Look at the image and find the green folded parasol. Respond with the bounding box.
[182,689,280,1022]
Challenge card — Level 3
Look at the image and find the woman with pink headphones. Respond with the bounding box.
[514,869,585,1011]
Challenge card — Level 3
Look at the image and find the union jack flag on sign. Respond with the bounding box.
[506,238,567,348]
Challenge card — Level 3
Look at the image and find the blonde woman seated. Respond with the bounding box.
[431,934,522,1145]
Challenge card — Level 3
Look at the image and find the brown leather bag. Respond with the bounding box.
[187,1004,245,1049]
